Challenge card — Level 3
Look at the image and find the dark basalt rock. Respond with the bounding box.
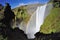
[6,27,28,40]
[0,3,28,40]
[34,32,60,40]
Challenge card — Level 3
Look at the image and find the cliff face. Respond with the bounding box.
[13,3,53,39]
[0,2,60,40]
[13,3,42,15]
[12,3,42,29]
[40,7,60,34]
[40,1,60,34]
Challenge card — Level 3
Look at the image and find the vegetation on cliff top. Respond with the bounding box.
[40,8,60,34]
[13,6,30,24]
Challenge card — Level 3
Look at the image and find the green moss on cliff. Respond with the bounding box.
[40,8,60,34]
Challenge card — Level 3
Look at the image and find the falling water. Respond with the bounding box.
[36,4,47,33]
[16,3,53,39]
[25,4,47,39]
[25,3,53,39]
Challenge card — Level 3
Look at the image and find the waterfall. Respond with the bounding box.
[16,3,53,39]
[25,3,53,39]
[36,4,47,32]
[26,10,36,39]
[26,4,47,39]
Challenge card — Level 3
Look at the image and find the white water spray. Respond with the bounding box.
[16,3,53,39]
[26,3,53,39]
[26,4,47,39]
[36,4,47,33]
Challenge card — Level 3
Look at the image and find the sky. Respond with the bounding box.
[0,0,49,9]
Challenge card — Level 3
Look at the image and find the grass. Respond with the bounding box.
[13,6,31,24]
[23,14,30,24]
[40,8,60,34]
